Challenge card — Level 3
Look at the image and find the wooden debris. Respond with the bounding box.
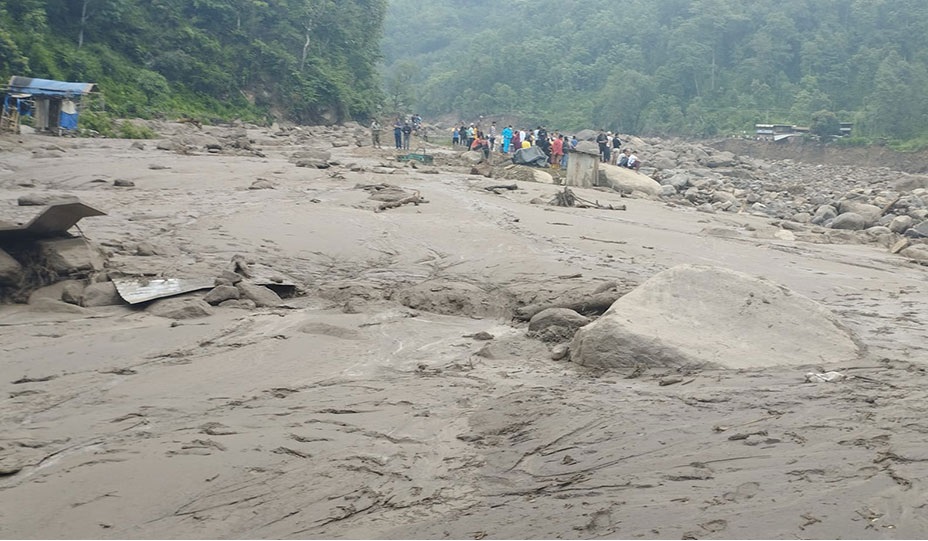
[549,187,625,210]
[376,191,427,212]
[483,183,518,193]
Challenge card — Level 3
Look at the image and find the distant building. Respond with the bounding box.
[1,77,97,135]
[755,121,850,141]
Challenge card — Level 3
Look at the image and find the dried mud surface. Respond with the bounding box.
[1,125,927,539]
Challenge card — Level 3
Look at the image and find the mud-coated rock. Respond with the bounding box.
[148,297,214,319]
[237,282,283,307]
[0,248,23,286]
[570,265,861,370]
[81,282,123,307]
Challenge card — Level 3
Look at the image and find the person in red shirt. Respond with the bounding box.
[550,134,564,169]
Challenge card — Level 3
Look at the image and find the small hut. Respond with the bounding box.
[1,77,96,135]
[566,141,601,188]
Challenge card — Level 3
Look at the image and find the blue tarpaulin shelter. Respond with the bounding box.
[2,76,96,134]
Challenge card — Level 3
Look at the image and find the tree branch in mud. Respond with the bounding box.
[375,191,427,212]
[550,187,625,210]
[514,291,623,321]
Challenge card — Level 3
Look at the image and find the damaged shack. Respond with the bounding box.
[1,76,97,135]
[0,201,108,302]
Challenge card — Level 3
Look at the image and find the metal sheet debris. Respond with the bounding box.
[112,277,216,305]
[0,202,106,242]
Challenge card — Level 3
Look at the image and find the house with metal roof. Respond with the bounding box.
[1,76,97,135]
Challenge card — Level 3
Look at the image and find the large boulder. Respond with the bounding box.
[38,237,107,273]
[0,248,23,286]
[599,164,662,196]
[570,265,862,370]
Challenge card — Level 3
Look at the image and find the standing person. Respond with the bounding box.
[560,135,569,168]
[470,131,490,160]
[489,122,497,152]
[393,118,403,149]
[611,132,622,164]
[511,129,521,152]
[596,129,608,162]
[501,125,513,154]
[452,126,460,146]
[466,124,476,149]
[402,121,413,150]
[370,118,382,148]
[550,133,563,169]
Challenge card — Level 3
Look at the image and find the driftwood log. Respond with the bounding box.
[376,191,427,212]
[514,291,623,321]
[483,184,518,192]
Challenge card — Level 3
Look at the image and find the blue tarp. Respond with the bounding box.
[7,76,95,98]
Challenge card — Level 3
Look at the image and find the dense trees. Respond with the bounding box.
[0,0,386,123]
[382,0,928,139]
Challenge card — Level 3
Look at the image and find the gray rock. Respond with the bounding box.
[837,200,881,223]
[113,179,135,187]
[830,212,869,230]
[81,282,123,307]
[204,285,240,305]
[904,220,928,238]
[148,297,214,319]
[38,238,107,273]
[237,282,283,307]
[811,205,838,225]
[528,308,591,333]
[60,281,85,305]
[899,245,928,263]
[659,185,677,197]
[218,298,257,310]
[0,248,23,286]
[570,265,861,370]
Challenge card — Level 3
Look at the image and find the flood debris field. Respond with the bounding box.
[1,122,928,539]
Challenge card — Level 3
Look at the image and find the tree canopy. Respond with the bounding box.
[0,0,386,124]
[382,0,928,139]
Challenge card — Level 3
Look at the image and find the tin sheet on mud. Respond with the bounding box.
[112,277,215,304]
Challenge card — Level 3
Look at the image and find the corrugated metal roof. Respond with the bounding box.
[112,277,216,304]
[0,202,106,241]
[6,76,95,97]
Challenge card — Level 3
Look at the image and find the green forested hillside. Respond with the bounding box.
[0,0,386,124]
[383,0,928,139]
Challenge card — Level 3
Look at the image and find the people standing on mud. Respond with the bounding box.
[596,129,609,162]
[501,125,513,154]
[610,133,622,164]
[370,118,382,149]
[393,118,403,149]
[452,126,460,146]
[402,121,412,150]
[550,134,563,169]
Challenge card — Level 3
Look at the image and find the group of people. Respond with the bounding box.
[369,114,426,150]
[596,129,640,170]
[372,115,642,171]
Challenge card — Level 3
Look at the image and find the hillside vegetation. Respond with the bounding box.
[0,0,386,124]
[383,0,928,139]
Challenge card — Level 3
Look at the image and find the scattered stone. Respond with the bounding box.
[904,220,928,238]
[113,179,136,187]
[148,297,214,319]
[237,282,283,307]
[135,241,157,256]
[38,238,107,273]
[249,179,275,190]
[204,285,240,305]
[81,282,123,307]
[60,281,85,305]
[830,212,869,230]
[218,298,257,310]
[899,245,928,264]
[551,343,570,361]
[0,248,23,286]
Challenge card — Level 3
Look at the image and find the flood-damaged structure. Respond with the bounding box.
[1,77,97,135]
